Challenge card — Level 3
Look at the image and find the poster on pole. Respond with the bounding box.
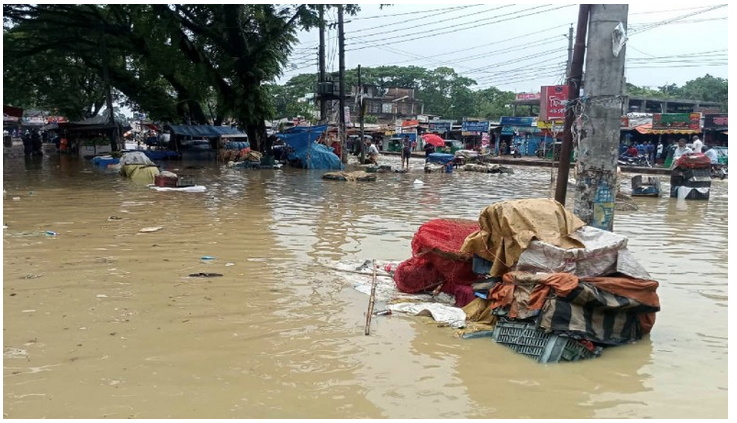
[540,85,568,121]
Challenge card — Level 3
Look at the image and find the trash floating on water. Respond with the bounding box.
[200,256,215,260]
[139,227,163,233]
[12,197,20,201]
[45,231,58,236]
[413,179,424,185]
[188,272,223,278]
[225,262,235,267]
[96,294,108,298]
[108,216,122,221]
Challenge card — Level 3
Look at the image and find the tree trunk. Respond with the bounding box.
[246,120,266,152]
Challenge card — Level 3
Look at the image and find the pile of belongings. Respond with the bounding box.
[119,151,160,184]
[463,163,513,174]
[221,147,262,163]
[390,198,660,360]
[424,162,447,173]
[322,171,376,182]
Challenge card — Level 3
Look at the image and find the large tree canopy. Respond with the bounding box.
[3,4,359,150]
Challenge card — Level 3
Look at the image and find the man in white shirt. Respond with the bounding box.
[671,138,693,168]
[691,135,703,153]
[704,146,719,164]
[366,140,380,165]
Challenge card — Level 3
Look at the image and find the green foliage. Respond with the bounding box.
[3,4,361,150]
[627,75,728,111]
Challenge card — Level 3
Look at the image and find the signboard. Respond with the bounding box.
[46,116,68,124]
[428,122,451,133]
[344,106,351,127]
[401,119,419,127]
[382,103,393,114]
[461,121,490,132]
[416,114,429,123]
[537,120,565,133]
[501,126,539,136]
[652,113,701,131]
[500,116,535,127]
[516,92,540,101]
[481,133,490,146]
[540,85,569,121]
[703,113,728,130]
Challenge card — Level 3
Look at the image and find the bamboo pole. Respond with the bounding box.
[364,259,377,336]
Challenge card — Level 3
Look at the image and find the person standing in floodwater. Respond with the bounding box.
[401,135,412,169]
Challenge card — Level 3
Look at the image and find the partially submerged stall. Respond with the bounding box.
[276,125,343,170]
[166,124,249,161]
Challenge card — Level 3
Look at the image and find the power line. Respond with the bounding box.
[347,4,574,51]
[347,4,486,34]
[368,23,571,68]
[630,5,727,35]
[347,4,514,40]
[344,4,485,21]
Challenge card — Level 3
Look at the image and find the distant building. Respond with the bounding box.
[348,85,424,125]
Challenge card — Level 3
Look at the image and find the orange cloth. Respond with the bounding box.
[487,272,659,334]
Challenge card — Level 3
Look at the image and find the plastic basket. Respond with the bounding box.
[491,320,601,364]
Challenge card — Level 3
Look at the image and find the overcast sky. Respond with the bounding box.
[278,2,728,94]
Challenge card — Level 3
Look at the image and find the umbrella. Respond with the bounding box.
[422,133,445,147]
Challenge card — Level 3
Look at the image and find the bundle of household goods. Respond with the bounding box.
[379,198,660,363]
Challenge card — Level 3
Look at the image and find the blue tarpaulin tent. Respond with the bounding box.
[276,125,343,170]
[169,125,247,138]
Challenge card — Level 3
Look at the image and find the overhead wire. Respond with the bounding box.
[346,4,574,50]
[346,4,514,40]
[347,4,487,34]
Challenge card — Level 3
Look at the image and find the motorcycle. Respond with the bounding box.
[618,153,651,168]
[510,144,522,158]
[710,164,728,180]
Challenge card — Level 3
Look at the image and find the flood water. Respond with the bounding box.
[3,146,728,418]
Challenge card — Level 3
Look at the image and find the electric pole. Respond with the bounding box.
[338,5,347,164]
[573,4,629,231]
[566,24,574,77]
[555,5,589,206]
[358,64,366,163]
[318,5,327,123]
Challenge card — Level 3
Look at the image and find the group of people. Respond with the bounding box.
[623,135,721,167]
[21,129,43,157]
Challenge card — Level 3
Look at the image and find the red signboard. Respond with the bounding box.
[516,92,540,101]
[540,85,569,121]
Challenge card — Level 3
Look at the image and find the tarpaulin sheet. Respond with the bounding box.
[277,125,328,151]
[169,125,246,138]
[461,199,585,277]
[288,142,343,170]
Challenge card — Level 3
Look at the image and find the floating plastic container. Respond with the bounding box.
[491,320,602,364]
[177,175,195,187]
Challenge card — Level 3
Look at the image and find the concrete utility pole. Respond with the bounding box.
[338,5,347,164]
[555,5,589,206]
[573,4,629,231]
[566,24,574,77]
[358,64,366,163]
[318,6,327,123]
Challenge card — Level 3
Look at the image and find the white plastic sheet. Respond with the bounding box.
[387,302,467,328]
[516,226,651,280]
[148,185,207,192]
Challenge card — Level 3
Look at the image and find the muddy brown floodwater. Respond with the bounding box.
[3,146,728,418]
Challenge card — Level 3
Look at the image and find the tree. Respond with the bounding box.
[474,87,515,120]
[4,4,361,150]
